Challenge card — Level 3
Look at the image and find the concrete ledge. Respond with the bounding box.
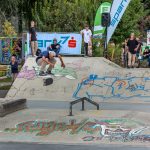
[0,99,27,117]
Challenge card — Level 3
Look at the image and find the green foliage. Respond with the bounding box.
[112,0,146,44]
[2,20,17,37]
[0,0,150,61]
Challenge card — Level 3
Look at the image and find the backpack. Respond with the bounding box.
[36,49,42,56]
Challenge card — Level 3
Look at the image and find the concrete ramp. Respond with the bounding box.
[6,57,150,103]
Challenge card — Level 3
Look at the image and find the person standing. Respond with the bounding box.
[80,24,92,57]
[143,46,150,67]
[127,33,140,68]
[29,21,38,57]
[47,38,65,68]
[10,55,18,81]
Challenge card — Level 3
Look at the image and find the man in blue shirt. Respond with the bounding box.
[36,51,57,76]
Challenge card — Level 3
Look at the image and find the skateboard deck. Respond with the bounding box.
[43,78,53,86]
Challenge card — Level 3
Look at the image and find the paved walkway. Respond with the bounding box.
[0,143,149,150]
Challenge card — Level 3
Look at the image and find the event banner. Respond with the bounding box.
[107,0,131,44]
[94,2,111,38]
[147,30,150,46]
[29,33,82,55]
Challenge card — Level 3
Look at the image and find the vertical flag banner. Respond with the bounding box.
[94,2,111,38]
[107,0,131,44]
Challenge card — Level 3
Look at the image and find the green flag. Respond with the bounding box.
[94,2,111,38]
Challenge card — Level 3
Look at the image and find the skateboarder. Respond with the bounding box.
[36,51,57,76]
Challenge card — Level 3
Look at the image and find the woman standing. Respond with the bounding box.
[127,33,140,68]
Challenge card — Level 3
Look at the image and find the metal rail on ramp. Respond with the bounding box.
[69,97,100,116]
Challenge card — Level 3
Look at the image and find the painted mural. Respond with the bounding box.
[0,38,22,64]
[4,118,150,143]
[73,74,150,99]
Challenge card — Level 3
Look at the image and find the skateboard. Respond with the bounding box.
[43,78,53,86]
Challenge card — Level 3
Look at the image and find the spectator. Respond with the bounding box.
[36,51,56,76]
[121,39,128,67]
[127,33,140,68]
[47,38,65,68]
[136,37,143,57]
[142,46,150,67]
[10,55,18,81]
[80,24,92,57]
[29,21,38,57]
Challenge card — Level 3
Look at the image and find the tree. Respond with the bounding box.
[2,20,17,37]
[112,0,146,44]
[0,0,148,45]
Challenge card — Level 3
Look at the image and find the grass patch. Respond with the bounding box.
[0,85,11,90]
[0,71,7,77]
[0,78,12,82]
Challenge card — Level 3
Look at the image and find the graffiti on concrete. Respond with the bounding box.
[82,119,150,142]
[4,119,89,136]
[17,66,36,80]
[4,119,150,143]
[52,60,90,80]
[0,38,22,64]
[73,74,150,99]
[17,59,89,80]
[52,65,77,80]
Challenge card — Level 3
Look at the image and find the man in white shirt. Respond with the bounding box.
[80,24,92,56]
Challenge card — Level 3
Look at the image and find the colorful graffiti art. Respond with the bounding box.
[1,39,11,63]
[82,119,150,142]
[4,119,150,143]
[52,65,77,80]
[52,60,90,80]
[0,38,22,64]
[73,74,150,99]
[17,66,37,80]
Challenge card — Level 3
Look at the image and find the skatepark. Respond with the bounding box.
[0,0,150,149]
[0,56,150,147]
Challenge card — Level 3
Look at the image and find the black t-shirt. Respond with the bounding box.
[143,51,150,59]
[29,27,37,41]
[127,39,138,54]
[10,61,18,73]
[51,44,60,51]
